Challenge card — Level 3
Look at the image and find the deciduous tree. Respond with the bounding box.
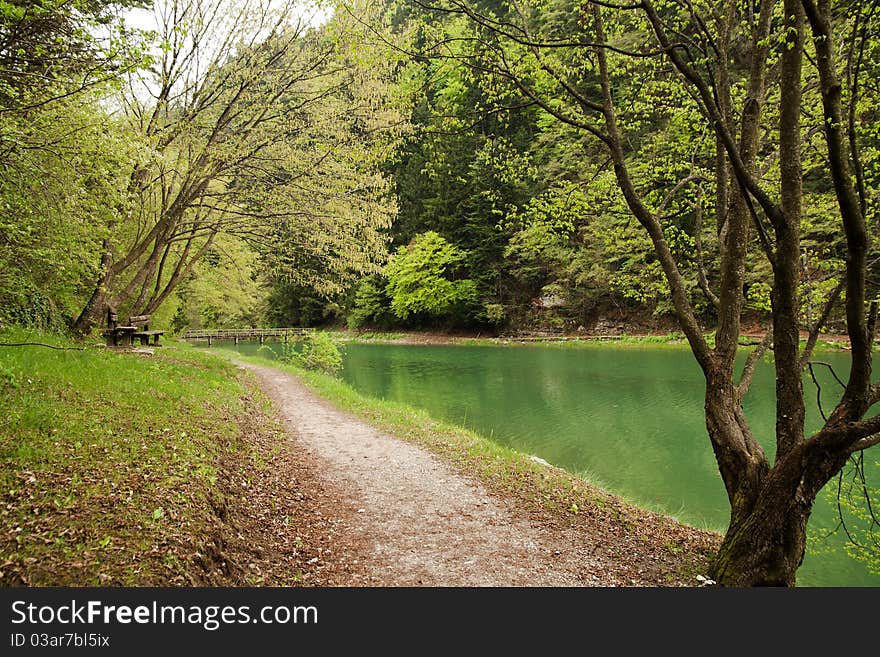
[73,0,400,333]
[424,0,880,585]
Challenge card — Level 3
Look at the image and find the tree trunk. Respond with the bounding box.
[711,447,811,586]
[111,230,169,313]
[73,239,116,335]
[72,284,112,335]
[710,440,848,586]
[712,489,811,586]
[700,372,814,587]
[143,232,216,315]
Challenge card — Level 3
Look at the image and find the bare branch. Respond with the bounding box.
[737,328,773,400]
[808,362,829,421]
[799,277,845,368]
[802,0,872,411]
[656,174,706,219]
[848,433,880,455]
[691,186,720,309]
[809,361,847,389]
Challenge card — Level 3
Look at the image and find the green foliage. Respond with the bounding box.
[172,236,269,331]
[482,303,507,327]
[746,282,773,314]
[384,10,539,314]
[816,458,880,576]
[0,0,150,109]
[504,206,574,292]
[363,1,723,331]
[0,92,141,328]
[254,2,407,292]
[265,281,340,329]
[280,332,343,376]
[384,232,479,323]
[347,276,395,329]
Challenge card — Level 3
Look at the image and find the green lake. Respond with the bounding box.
[219,339,879,586]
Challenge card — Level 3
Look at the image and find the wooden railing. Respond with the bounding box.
[182,328,314,344]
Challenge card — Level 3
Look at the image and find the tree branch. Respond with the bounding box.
[691,186,720,309]
[737,328,773,401]
[799,277,845,368]
[591,3,712,371]
[802,0,872,416]
[848,433,880,455]
[638,0,785,231]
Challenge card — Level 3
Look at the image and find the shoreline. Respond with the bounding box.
[333,328,855,351]
[233,351,721,586]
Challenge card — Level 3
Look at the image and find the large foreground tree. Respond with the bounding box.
[420,0,880,585]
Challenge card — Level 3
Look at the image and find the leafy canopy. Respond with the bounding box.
[384,231,478,321]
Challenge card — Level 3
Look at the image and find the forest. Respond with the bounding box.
[3,0,875,337]
[2,0,879,587]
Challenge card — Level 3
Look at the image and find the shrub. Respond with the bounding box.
[281,331,343,375]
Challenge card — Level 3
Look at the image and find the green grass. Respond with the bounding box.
[338,330,406,342]
[492,333,694,349]
[0,328,251,585]
[333,330,697,349]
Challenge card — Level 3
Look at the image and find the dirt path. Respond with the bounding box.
[239,361,599,586]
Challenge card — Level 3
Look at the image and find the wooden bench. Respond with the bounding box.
[102,308,165,347]
[128,314,165,346]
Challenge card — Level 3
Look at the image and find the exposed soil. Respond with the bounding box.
[234,361,719,587]
[198,392,364,586]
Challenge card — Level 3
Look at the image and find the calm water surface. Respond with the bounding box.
[221,339,879,586]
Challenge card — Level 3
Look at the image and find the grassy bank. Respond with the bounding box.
[233,349,720,584]
[0,328,297,586]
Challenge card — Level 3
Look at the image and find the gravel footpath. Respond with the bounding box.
[239,361,598,586]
